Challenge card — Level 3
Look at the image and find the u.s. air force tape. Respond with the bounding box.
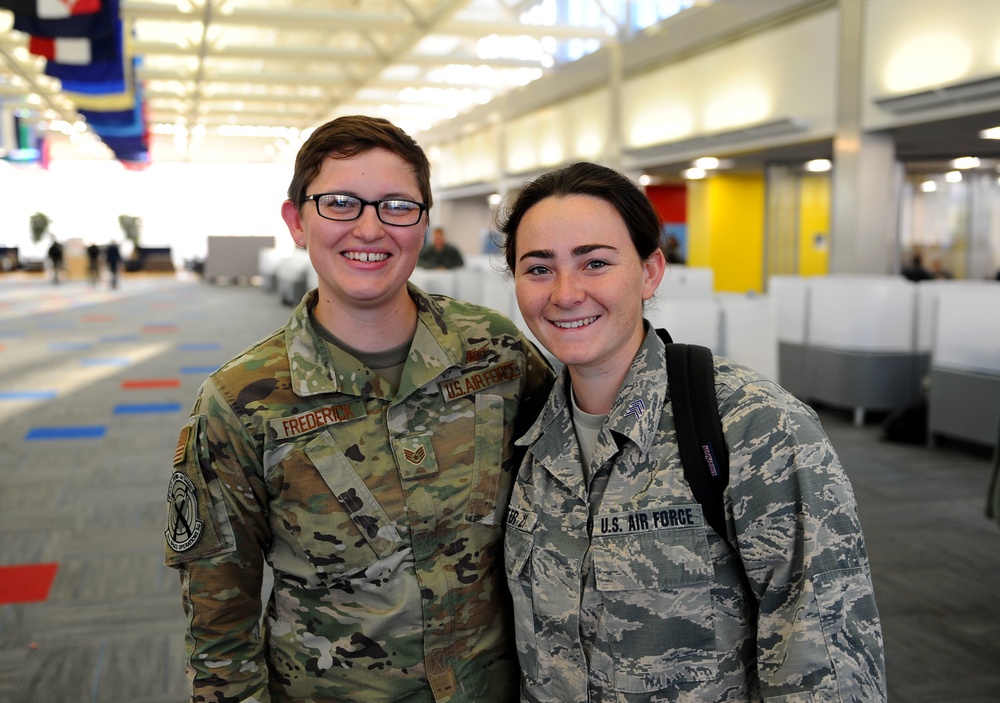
[268,399,366,440]
[440,360,522,401]
[595,504,704,536]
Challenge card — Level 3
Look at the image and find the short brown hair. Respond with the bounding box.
[286,115,432,212]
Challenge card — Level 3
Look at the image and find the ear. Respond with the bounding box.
[281,200,306,248]
[641,248,666,301]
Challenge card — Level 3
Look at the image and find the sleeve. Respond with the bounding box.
[724,380,887,703]
[513,335,556,440]
[164,380,273,703]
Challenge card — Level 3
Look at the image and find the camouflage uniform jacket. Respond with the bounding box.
[165,285,554,703]
[505,325,886,702]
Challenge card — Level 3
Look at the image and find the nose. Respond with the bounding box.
[551,271,584,307]
[352,203,383,240]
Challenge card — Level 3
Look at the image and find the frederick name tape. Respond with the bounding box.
[269,400,366,439]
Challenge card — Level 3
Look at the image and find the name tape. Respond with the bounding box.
[269,399,366,439]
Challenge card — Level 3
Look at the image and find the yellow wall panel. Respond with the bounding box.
[798,174,831,276]
[686,180,711,268]
[687,174,766,293]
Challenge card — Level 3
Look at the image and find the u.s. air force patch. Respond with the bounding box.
[440,360,522,401]
[166,471,204,552]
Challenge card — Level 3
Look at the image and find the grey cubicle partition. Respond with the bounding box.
[203,235,276,283]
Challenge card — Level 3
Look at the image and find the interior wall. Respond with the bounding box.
[433,196,495,258]
[0,159,293,266]
[863,0,1000,130]
[621,8,837,151]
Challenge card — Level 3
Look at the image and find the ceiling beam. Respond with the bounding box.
[122,1,609,38]
[132,40,544,68]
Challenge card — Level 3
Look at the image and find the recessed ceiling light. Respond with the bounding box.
[804,159,832,172]
[945,170,963,183]
[979,126,1000,140]
[952,156,980,169]
[682,167,706,180]
[692,157,720,170]
[920,180,937,193]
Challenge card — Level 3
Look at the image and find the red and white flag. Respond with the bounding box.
[28,35,92,64]
[36,0,101,18]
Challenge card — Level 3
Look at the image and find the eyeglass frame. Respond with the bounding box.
[302,193,428,227]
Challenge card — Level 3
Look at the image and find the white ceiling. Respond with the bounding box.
[1,0,635,163]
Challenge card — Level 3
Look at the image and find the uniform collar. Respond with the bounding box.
[517,323,667,460]
[285,284,466,400]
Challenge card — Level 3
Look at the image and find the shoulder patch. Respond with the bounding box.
[165,470,204,552]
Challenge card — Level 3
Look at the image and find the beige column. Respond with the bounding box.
[830,0,903,274]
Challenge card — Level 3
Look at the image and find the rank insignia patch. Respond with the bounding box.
[165,471,204,552]
[403,445,427,465]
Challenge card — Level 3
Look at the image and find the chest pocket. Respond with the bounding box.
[392,391,507,525]
[592,508,719,693]
[268,431,402,586]
[504,518,539,681]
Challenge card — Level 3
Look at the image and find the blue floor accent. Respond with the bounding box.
[49,341,93,351]
[80,357,132,366]
[181,366,219,374]
[178,343,221,351]
[0,390,57,400]
[113,403,184,414]
[25,426,106,440]
[99,334,140,343]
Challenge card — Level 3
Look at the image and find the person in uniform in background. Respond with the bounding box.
[417,225,465,269]
[47,239,64,284]
[86,243,101,285]
[660,234,685,264]
[164,115,554,703]
[104,240,122,289]
[496,162,886,703]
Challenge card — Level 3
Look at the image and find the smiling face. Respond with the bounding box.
[281,147,427,323]
[513,194,664,380]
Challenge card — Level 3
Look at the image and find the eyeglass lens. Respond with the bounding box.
[314,194,422,225]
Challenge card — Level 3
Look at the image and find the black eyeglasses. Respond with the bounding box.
[303,193,427,227]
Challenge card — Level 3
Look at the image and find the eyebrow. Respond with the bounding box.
[518,243,617,262]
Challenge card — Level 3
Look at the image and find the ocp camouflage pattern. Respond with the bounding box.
[505,325,886,702]
[165,284,554,703]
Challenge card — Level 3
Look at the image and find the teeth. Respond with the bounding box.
[552,316,598,329]
[344,252,389,262]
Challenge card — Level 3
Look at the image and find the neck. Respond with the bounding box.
[567,366,627,415]
[312,290,418,352]
[566,327,646,415]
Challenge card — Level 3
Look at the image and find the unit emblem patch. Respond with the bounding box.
[165,471,204,552]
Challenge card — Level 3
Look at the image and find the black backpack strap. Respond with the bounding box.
[658,330,729,541]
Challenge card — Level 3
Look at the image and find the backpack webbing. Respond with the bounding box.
[656,328,730,541]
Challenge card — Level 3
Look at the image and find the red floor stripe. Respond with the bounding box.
[82,314,114,322]
[122,378,181,389]
[142,324,177,333]
[0,563,59,604]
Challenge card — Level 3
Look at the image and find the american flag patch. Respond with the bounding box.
[173,425,189,466]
